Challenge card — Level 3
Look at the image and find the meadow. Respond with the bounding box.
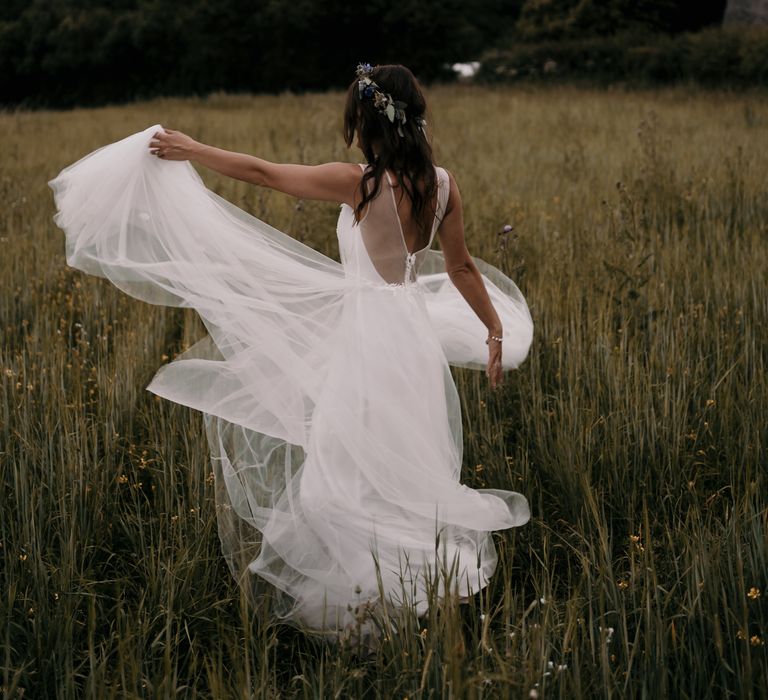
[1,84,766,698]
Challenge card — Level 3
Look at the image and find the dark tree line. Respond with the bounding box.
[513,0,727,40]
[0,0,728,108]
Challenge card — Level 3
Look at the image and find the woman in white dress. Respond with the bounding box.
[49,63,533,647]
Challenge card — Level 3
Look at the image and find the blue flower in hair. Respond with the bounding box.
[357,63,373,78]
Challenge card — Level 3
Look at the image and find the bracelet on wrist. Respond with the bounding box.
[485,334,503,344]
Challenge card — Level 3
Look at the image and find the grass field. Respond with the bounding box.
[1,84,767,698]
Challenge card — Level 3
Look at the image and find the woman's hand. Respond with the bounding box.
[149,128,200,161]
[486,338,504,390]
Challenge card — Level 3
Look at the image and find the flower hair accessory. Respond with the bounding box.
[356,62,426,138]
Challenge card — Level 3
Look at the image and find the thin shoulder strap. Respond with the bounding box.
[429,167,449,243]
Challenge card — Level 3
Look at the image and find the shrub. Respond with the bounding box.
[478,27,768,88]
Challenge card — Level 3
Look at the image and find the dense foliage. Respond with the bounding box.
[0,0,735,108]
[0,0,523,108]
[513,0,726,40]
[478,26,768,87]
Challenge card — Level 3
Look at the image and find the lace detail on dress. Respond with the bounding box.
[404,251,417,284]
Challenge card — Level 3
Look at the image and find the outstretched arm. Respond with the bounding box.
[149,127,361,206]
[436,169,505,390]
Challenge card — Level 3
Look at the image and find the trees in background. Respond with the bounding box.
[513,0,727,40]
[0,0,743,108]
[0,0,524,107]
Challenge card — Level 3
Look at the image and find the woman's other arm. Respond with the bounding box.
[149,128,361,205]
[436,169,505,389]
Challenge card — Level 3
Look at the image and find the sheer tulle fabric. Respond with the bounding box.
[49,125,533,641]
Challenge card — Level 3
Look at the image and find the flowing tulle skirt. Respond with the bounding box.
[48,125,533,644]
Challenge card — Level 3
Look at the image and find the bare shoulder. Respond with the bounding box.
[323,161,366,187]
[333,161,366,206]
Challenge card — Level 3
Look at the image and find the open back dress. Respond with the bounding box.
[49,125,534,644]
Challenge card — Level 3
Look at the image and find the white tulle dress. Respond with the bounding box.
[49,125,533,643]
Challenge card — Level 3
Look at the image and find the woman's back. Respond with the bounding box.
[348,163,449,285]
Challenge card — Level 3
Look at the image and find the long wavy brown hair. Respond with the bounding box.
[343,64,438,247]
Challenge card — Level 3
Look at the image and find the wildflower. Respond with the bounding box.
[539,596,547,604]
[599,625,615,643]
[750,635,764,647]
[736,629,746,640]
[747,587,760,600]
[629,534,641,543]
[118,474,128,484]
[618,579,629,590]
[706,399,716,408]
[19,553,27,561]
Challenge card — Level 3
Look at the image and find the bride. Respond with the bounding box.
[49,63,533,647]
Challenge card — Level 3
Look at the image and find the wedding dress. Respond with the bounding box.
[49,125,534,644]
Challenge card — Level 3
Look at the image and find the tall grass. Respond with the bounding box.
[1,85,766,698]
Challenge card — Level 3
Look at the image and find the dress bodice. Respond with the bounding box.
[337,164,450,286]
